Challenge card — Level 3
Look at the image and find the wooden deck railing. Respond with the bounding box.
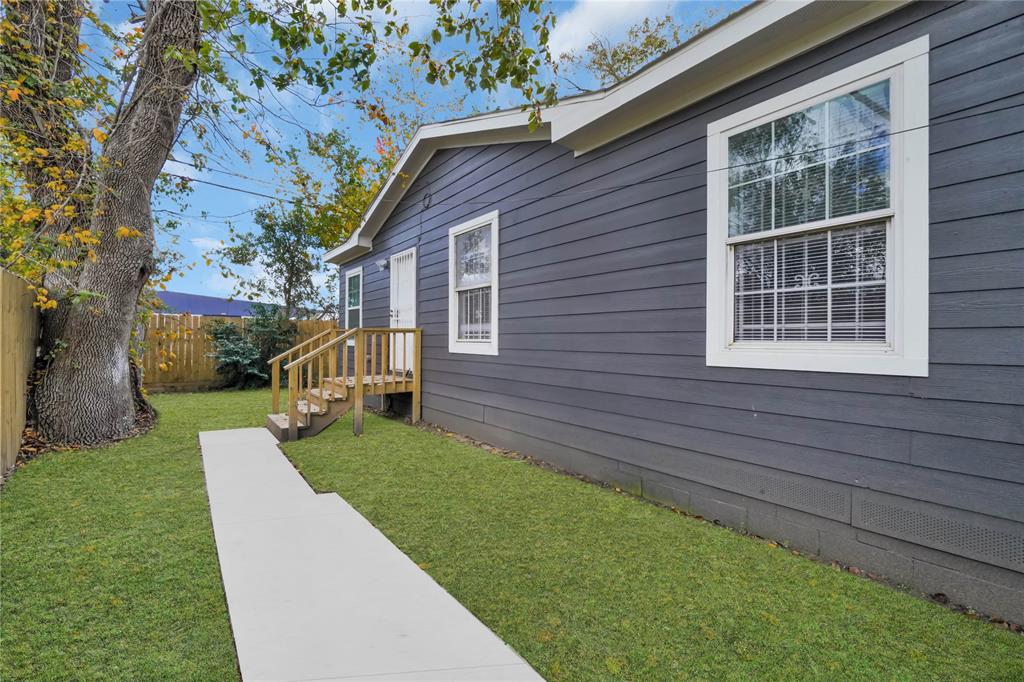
[268,326,341,413]
[273,327,421,440]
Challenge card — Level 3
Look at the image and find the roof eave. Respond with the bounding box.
[325,113,550,266]
[325,0,912,265]
[550,0,910,155]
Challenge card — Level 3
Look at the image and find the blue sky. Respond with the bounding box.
[96,1,743,304]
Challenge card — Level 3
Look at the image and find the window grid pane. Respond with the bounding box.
[458,286,491,340]
[455,226,491,288]
[734,223,886,343]
[727,80,891,237]
[347,274,361,308]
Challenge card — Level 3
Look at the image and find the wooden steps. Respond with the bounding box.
[267,328,422,441]
[266,390,354,442]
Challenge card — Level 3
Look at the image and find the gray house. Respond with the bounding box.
[324,1,1024,622]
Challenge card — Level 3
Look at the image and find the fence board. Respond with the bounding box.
[1,268,39,471]
[142,314,334,392]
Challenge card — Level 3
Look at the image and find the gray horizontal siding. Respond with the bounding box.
[340,0,1024,612]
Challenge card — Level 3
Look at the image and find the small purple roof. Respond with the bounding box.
[157,291,275,317]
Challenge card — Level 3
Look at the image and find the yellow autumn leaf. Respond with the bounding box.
[7,88,20,102]
[92,128,107,144]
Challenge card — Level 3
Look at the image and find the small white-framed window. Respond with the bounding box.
[705,37,930,377]
[344,266,362,345]
[448,210,499,355]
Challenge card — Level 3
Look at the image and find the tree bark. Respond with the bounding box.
[32,0,200,445]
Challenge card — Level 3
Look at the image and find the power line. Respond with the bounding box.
[156,100,1024,212]
[161,172,304,204]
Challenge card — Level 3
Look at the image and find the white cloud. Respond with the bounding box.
[162,158,209,181]
[548,0,674,60]
[311,269,332,289]
[202,272,237,295]
[190,237,223,252]
[201,261,280,301]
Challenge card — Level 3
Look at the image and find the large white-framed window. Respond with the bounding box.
[705,37,929,377]
[448,210,499,355]
[344,266,362,345]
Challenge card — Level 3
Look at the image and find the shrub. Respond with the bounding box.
[247,304,297,365]
[206,321,266,388]
[206,305,297,388]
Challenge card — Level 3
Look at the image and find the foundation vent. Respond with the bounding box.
[726,467,849,521]
[857,497,1024,572]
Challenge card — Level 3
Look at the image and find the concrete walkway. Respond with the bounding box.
[200,428,542,682]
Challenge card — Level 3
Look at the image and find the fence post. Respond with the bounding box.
[411,329,421,424]
[287,365,298,441]
[271,360,280,413]
[353,330,364,435]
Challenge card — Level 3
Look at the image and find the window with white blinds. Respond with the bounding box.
[728,80,892,347]
[733,223,887,342]
[448,211,499,355]
[705,38,930,376]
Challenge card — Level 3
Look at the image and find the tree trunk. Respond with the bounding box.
[33,0,200,445]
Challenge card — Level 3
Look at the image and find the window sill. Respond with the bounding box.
[449,340,498,356]
[706,346,927,377]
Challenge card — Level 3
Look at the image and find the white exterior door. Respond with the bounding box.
[389,247,417,372]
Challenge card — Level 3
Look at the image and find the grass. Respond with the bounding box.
[3,393,1020,680]
[284,412,1024,681]
[1,389,270,681]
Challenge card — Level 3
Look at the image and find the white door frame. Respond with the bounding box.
[389,246,417,371]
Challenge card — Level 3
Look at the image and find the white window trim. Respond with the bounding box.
[344,266,362,346]
[448,210,499,355]
[705,36,929,377]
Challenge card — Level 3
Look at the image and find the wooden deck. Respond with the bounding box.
[327,373,416,393]
[267,328,422,441]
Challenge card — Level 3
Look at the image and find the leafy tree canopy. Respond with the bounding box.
[556,10,724,92]
[0,0,556,445]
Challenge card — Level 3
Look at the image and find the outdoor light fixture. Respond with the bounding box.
[376,258,389,272]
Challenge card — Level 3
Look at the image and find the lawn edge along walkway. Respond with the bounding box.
[200,426,541,681]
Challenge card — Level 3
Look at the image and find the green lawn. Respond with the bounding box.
[285,412,1024,681]
[1,390,269,681]
[2,393,1021,680]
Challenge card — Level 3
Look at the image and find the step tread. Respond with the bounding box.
[309,387,346,401]
[294,400,326,414]
[325,373,416,387]
[266,413,308,430]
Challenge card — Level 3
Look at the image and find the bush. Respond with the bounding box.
[206,305,297,388]
[247,303,297,365]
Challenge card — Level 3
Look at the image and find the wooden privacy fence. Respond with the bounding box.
[1,268,39,471]
[142,314,334,392]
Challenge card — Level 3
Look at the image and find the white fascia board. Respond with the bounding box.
[325,0,911,262]
[551,0,911,155]
[324,111,549,265]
